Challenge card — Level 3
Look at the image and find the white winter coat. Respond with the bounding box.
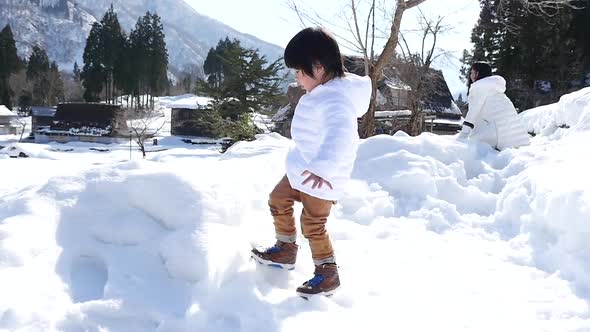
[286,73,372,201]
[466,76,530,150]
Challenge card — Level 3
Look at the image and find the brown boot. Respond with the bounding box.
[296,263,340,298]
[251,241,298,270]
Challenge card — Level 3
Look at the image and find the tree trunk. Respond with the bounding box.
[359,0,427,138]
[19,123,26,142]
[360,75,378,137]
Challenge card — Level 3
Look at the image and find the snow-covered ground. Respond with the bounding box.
[1,88,590,331]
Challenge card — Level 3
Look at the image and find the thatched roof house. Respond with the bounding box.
[36,103,128,143]
[344,56,462,135]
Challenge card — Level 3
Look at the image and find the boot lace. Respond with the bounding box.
[306,274,325,287]
[264,245,282,254]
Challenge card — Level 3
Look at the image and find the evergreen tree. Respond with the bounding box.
[572,0,590,71]
[48,62,65,105]
[100,5,126,104]
[81,6,126,103]
[0,24,19,108]
[470,0,500,65]
[201,38,284,118]
[26,45,51,105]
[128,13,151,109]
[125,11,169,110]
[73,61,81,81]
[459,49,473,84]
[82,22,105,102]
[468,0,586,109]
[146,12,168,108]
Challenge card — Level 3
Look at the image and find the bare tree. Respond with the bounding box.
[395,11,452,135]
[287,0,578,137]
[287,0,427,137]
[129,107,166,158]
[13,114,28,142]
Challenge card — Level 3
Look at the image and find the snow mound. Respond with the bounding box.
[2,88,590,330]
[522,87,590,136]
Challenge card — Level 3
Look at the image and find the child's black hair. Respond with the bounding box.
[284,27,345,79]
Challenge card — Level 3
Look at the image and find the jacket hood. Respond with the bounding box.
[471,75,506,96]
[312,73,372,117]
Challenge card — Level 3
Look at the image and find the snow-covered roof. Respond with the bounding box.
[384,78,411,91]
[32,106,57,117]
[0,105,16,117]
[375,110,412,118]
[161,94,212,110]
[272,105,291,122]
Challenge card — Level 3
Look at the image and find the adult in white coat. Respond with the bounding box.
[251,27,372,298]
[458,62,530,150]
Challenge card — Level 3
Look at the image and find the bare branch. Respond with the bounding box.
[129,107,165,158]
[403,0,428,10]
[370,0,376,62]
[398,32,412,59]
[351,0,367,56]
[498,0,583,27]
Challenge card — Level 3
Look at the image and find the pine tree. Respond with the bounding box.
[572,0,590,72]
[128,13,151,109]
[26,45,51,105]
[73,61,81,81]
[471,0,500,65]
[48,62,65,105]
[99,5,126,104]
[459,49,473,84]
[81,6,126,103]
[82,22,105,102]
[0,24,19,108]
[468,0,586,109]
[125,12,169,110]
[147,12,168,108]
[201,38,284,119]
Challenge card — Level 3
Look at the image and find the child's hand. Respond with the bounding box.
[301,170,333,190]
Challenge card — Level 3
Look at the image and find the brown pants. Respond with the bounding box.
[269,175,335,264]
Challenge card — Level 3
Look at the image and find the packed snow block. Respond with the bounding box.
[47,165,210,314]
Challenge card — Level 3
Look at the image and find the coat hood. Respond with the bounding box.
[310,73,372,117]
[470,75,506,96]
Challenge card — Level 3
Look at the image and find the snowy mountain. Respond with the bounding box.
[0,0,284,72]
[1,88,590,330]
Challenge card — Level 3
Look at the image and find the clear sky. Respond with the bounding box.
[183,0,481,97]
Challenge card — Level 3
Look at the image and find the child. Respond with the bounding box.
[251,27,372,298]
[458,61,530,150]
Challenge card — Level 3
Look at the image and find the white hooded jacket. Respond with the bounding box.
[286,73,372,201]
[466,75,530,150]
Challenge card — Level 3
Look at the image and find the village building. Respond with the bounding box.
[35,103,129,144]
[169,95,213,137]
[0,105,19,135]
